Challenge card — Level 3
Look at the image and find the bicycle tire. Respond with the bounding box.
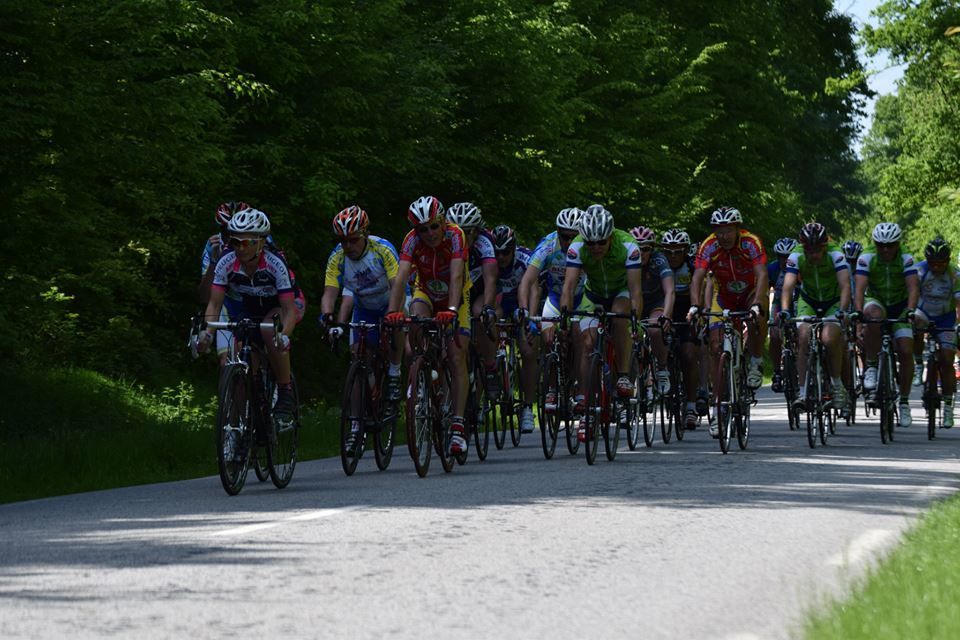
[373,361,397,471]
[736,399,751,450]
[672,368,685,442]
[340,362,366,476]
[471,358,491,461]
[806,358,820,449]
[625,354,643,450]
[604,397,622,462]
[538,354,559,460]
[267,374,300,489]
[217,364,252,496]
[783,350,801,431]
[252,445,270,482]
[508,343,522,448]
[642,359,658,448]
[584,355,604,465]
[925,357,938,440]
[406,357,434,477]
[716,353,733,454]
[434,366,455,473]
[878,355,891,445]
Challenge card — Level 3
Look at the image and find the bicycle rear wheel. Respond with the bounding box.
[538,354,559,459]
[268,374,300,489]
[340,362,366,476]
[252,445,270,482]
[406,357,434,477]
[736,400,751,450]
[470,358,491,461]
[584,355,604,465]
[716,354,733,454]
[672,369,685,442]
[434,367,455,473]
[217,365,252,496]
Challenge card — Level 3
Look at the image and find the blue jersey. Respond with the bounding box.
[497,247,532,308]
[528,231,586,304]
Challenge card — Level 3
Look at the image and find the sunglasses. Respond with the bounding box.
[662,248,687,255]
[558,233,578,242]
[415,222,441,234]
[876,242,898,249]
[495,249,513,256]
[230,237,261,249]
[639,246,654,253]
[585,239,609,247]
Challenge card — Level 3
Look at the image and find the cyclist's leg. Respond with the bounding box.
[645,305,670,392]
[447,299,472,418]
[769,298,783,381]
[890,303,913,398]
[862,298,884,362]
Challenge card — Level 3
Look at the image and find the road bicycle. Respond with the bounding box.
[917,324,958,440]
[491,318,522,449]
[786,316,841,448]
[532,315,579,458]
[780,320,802,432]
[330,320,399,475]
[464,316,492,461]
[859,317,900,444]
[190,314,299,495]
[842,317,863,425]
[700,310,757,454]
[637,318,678,447]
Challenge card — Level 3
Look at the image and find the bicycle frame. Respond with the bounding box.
[701,309,756,454]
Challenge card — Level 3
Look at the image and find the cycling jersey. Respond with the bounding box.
[496,247,532,313]
[201,236,242,304]
[467,230,497,290]
[855,249,917,306]
[323,235,399,311]
[565,229,642,299]
[529,231,586,304]
[212,248,298,317]
[784,245,848,303]
[640,251,673,310]
[695,229,766,308]
[399,224,472,304]
[917,260,960,317]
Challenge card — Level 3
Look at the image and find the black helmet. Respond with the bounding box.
[798,222,828,247]
[925,236,951,261]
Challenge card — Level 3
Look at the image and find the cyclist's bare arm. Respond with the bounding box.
[628,268,643,317]
[337,294,355,325]
[560,265,581,312]
[481,261,497,307]
[752,262,769,308]
[320,285,339,318]
[854,274,868,312]
[199,261,217,305]
[838,269,851,311]
[781,272,798,311]
[448,258,465,310]
[906,272,920,309]
[518,264,541,311]
[203,286,226,325]
[690,267,707,308]
[279,295,298,338]
[661,273,675,319]
[388,261,414,314]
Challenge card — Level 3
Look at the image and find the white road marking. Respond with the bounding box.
[827,528,897,567]
[211,506,362,538]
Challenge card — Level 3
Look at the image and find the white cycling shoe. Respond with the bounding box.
[899,403,912,428]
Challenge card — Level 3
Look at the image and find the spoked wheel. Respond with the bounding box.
[406,357,434,477]
[565,396,581,455]
[538,356,560,460]
[493,401,514,450]
[470,359,491,461]
[434,367,455,473]
[642,363,658,447]
[374,403,398,471]
[736,395,751,450]
[217,365,252,496]
[878,357,894,444]
[583,355,604,465]
[672,371,686,442]
[716,355,733,454]
[625,355,643,450]
[252,445,270,482]
[821,404,832,446]
[805,402,819,449]
[340,362,366,476]
[925,360,939,441]
[508,344,522,447]
[268,374,300,489]
[604,397,623,462]
[805,368,820,449]
[660,387,675,445]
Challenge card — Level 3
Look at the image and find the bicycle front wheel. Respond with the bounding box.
[716,354,733,454]
[925,358,938,440]
[471,359,491,461]
[217,365,252,496]
[538,355,560,460]
[584,355,604,465]
[268,375,300,489]
[406,357,434,477]
[340,362,366,476]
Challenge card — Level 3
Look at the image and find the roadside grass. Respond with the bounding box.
[804,493,960,639]
[0,367,346,504]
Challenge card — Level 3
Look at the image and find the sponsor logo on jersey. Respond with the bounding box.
[629,248,641,261]
[567,248,578,259]
[726,280,748,294]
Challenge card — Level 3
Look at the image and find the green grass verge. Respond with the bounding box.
[0,367,345,504]
[804,494,960,639]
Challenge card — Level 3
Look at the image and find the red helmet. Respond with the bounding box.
[332,206,370,238]
[215,201,250,227]
[407,196,444,226]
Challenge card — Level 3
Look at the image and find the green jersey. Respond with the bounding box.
[855,249,917,306]
[565,229,642,299]
[784,244,848,302]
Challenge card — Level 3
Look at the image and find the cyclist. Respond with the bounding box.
[842,240,863,303]
[491,225,537,433]
[778,223,851,410]
[518,208,588,413]
[629,226,675,394]
[560,205,644,441]
[769,237,799,393]
[385,196,472,455]
[912,237,960,427]
[853,222,920,427]
[199,201,249,364]
[660,228,703,429]
[198,208,304,423]
[446,202,499,403]
[688,206,769,438]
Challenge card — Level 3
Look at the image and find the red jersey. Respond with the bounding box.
[400,224,472,303]
[695,229,766,304]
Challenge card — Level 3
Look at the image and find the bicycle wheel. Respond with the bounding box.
[660,386,675,445]
[626,354,644,450]
[406,356,433,477]
[252,370,273,482]
[252,445,270,482]
[878,355,892,444]
[217,365,252,496]
[604,397,622,462]
[471,359,491,461]
[583,355,604,465]
[340,362,366,476]
[268,374,300,489]
[508,343,522,447]
[672,369,686,442]
[564,386,581,456]
[434,366,455,473]
[783,351,801,431]
[736,396,751,450]
[925,358,938,440]
[538,354,559,460]
[716,354,733,454]
[805,360,820,449]
[493,354,510,449]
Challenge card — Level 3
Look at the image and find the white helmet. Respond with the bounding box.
[407,196,444,225]
[774,237,798,256]
[446,202,484,230]
[872,222,902,244]
[661,228,691,246]
[556,207,584,232]
[710,206,742,226]
[228,208,271,236]
[579,205,614,242]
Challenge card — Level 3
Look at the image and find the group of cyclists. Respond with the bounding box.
[194,196,960,467]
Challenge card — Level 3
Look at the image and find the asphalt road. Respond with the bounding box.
[2,390,958,639]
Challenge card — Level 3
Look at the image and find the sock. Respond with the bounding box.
[750,356,762,368]
[388,363,401,376]
[831,376,842,388]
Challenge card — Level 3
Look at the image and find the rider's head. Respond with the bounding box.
[925,236,951,275]
[332,205,370,259]
[798,223,828,262]
[491,224,516,269]
[555,208,583,250]
[773,237,798,265]
[710,206,742,250]
[408,196,445,248]
[628,226,656,265]
[580,204,615,259]
[871,222,902,262]
[215,201,250,229]
[446,202,484,246]
[842,240,863,265]
[227,208,271,262]
[660,228,691,270]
